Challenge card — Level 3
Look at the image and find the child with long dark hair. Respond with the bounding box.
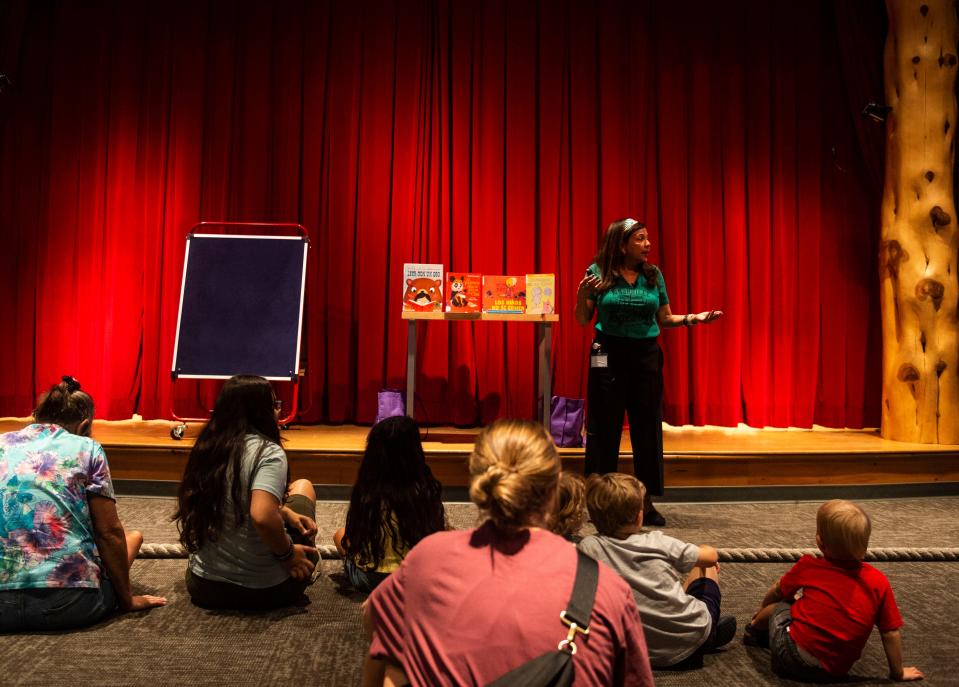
[333,416,446,592]
[173,375,318,610]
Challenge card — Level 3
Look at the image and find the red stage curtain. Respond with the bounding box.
[0,0,885,428]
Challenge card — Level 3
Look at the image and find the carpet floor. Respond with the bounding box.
[0,496,955,686]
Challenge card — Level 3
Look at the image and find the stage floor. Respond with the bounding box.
[3,417,958,489]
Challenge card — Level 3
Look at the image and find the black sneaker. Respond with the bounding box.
[643,508,666,527]
[742,623,769,648]
[713,615,737,649]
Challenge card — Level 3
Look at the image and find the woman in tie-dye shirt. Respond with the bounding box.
[0,377,165,631]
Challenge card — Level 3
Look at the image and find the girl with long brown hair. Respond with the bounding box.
[173,375,318,610]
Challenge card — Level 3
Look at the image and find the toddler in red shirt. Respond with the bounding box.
[743,500,922,682]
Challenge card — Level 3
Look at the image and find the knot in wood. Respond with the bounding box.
[915,278,945,310]
[939,53,958,67]
[930,206,952,227]
[897,364,921,383]
[936,360,947,377]
[879,240,906,278]
[925,170,935,182]
[920,4,929,16]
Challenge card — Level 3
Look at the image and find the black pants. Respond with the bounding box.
[584,333,664,495]
[186,494,319,611]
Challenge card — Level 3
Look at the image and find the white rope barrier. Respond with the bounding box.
[138,542,342,559]
[719,547,959,562]
[138,543,959,562]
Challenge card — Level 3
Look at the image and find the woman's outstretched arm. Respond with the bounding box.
[657,303,724,328]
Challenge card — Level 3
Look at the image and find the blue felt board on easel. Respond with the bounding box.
[171,234,308,380]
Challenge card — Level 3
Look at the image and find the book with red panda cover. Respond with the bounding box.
[446,273,482,312]
[525,274,555,314]
[481,275,526,313]
[402,263,444,312]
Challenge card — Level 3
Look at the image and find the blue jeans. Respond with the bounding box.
[0,579,116,632]
[769,602,836,682]
[344,558,389,593]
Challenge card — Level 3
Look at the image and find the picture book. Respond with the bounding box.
[446,273,482,312]
[482,275,526,314]
[402,263,444,312]
[525,273,556,314]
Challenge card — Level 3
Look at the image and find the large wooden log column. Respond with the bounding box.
[881,0,959,443]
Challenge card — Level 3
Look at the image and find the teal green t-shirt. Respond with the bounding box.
[587,262,669,339]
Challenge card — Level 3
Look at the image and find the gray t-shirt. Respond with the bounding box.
[188,435,290,588]
[578,531,711,666]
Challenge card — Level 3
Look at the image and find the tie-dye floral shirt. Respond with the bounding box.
[0,423,115,589]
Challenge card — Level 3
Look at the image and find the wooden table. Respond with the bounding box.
[401,311,560,426]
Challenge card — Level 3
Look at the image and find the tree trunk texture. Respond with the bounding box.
[881,0,959,443]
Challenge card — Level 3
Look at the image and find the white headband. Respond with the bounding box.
[623,218,638,232]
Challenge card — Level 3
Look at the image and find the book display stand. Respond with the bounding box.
[401,311,559,427]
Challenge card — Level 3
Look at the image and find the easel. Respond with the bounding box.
[169,221,309,438]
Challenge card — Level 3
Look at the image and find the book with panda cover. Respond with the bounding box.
[446,273,482,312]
[525,274,556,314]
[482,275,526,313]
[402,263,444,312]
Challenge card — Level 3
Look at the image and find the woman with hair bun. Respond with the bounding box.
[0,377,166,631]
[361,419,654,686]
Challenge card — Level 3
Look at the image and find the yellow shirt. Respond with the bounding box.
[357,513,410,574]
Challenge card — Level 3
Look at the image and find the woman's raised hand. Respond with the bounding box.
[577,274,601,300]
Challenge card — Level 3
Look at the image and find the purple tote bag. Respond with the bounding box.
[550,396,585,448]
[375,389,406,424]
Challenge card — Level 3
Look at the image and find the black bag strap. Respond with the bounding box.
[559,551,599,651]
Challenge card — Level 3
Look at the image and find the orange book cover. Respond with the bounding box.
[446,273,482,312]
[482,275,526,313]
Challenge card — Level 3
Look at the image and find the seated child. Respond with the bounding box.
[578,472,736,669]
[333,416,446,592]
[549,471,587,541]
[743,499,923,682]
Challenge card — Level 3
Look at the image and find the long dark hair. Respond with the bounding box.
[594,218,659,290]
[344,416,446,568]
[174,375,282,552]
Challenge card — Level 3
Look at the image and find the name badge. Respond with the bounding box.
[590,354,608,368]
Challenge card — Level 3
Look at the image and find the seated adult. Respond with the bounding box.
[173,375,318,610]
[362,419,655,686]
[0,377,166,631]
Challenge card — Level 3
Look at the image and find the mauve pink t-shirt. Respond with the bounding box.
[367,522,655,686]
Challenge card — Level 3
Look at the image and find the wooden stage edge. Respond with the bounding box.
[3,418,958,489]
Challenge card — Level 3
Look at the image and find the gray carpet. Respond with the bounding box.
[0,497,956,686]
[117,496,959,550]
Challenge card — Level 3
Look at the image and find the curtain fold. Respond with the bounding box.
[0,0,886,428]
